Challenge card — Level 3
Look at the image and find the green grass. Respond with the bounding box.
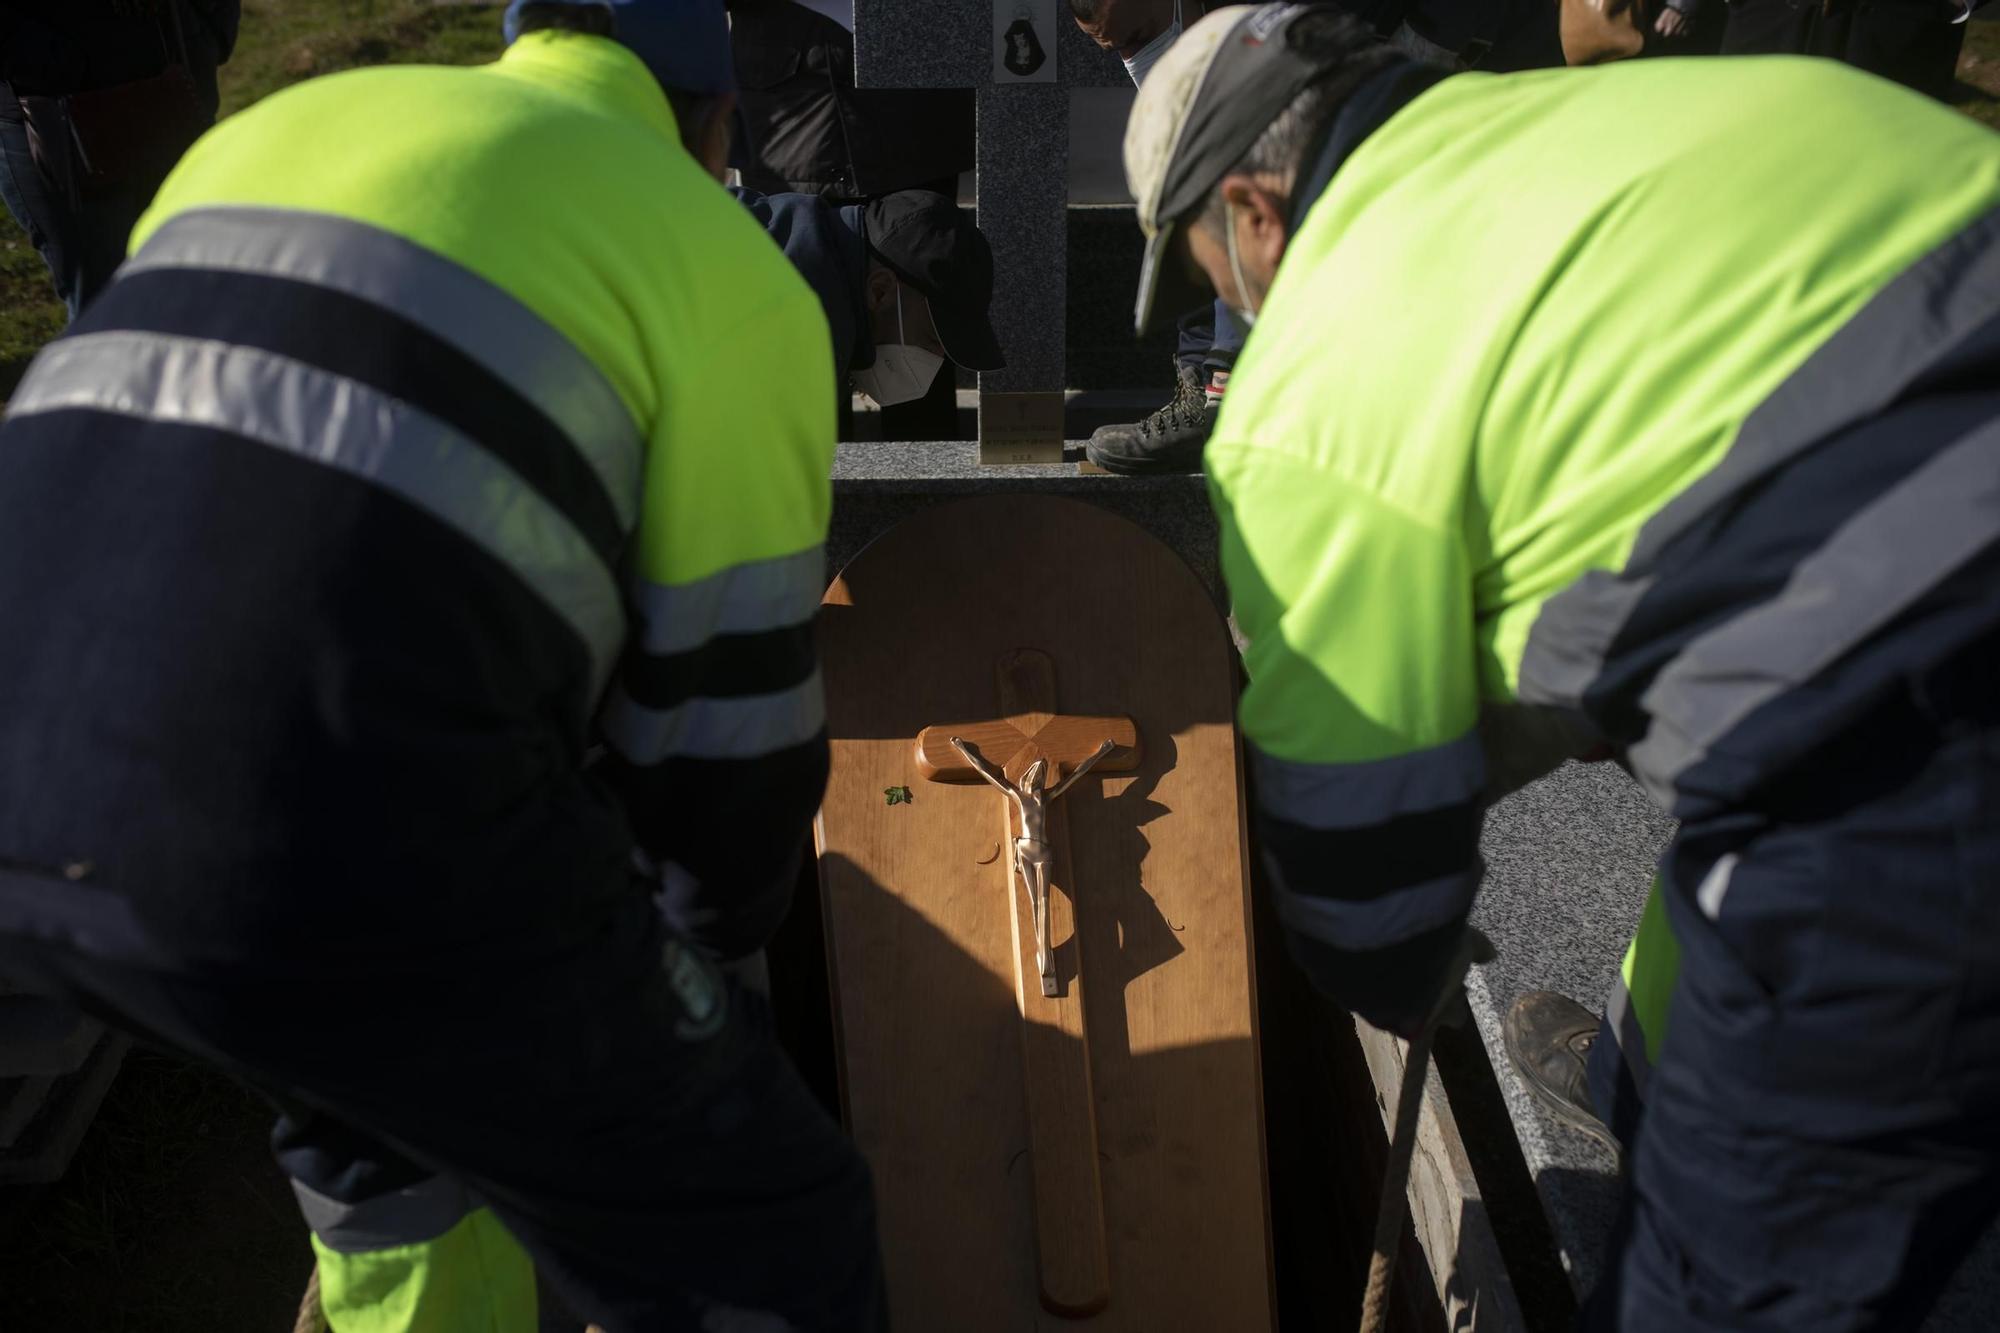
[1955,19,2000,129]
[220,0,504,117]
[0,230,66,373]
[1,1,503,394]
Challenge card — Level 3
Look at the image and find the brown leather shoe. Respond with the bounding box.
[1503,990,1619,1155]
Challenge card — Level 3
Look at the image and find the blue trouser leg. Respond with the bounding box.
[1174,303,1215,374]
[1583,693,2000,1331]
[1173,299,1245,380]
[0,87,82,318]
[1205,299,1244,377]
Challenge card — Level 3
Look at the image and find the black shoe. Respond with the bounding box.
[1503,990,1620,1155]
[1086,364,1218,475]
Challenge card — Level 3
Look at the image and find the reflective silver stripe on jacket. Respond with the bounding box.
[9,331,626,694]
[1251,728,1485,831]
[629,547,827,657]
[1270,865,1482,952]
[125,205,643,530]
[1628,419,2000,804]
[600,671,826,764]
[291,1175,472,1254]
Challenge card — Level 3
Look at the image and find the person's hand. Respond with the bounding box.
[1654,6,1691,37]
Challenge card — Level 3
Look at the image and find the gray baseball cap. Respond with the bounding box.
[1125,3,1336,334]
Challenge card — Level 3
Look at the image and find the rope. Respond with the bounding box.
[292,1265,327,1333]
[1358,1020,1438,1333]
[1357,929,1494,1333]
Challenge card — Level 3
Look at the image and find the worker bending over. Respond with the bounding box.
[1128,7,2000,1328]
[0,1,883,1328]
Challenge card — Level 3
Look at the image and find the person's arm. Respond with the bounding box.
[596,288,837,960]
[1210,445,1486,1036]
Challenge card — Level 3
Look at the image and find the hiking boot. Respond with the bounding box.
[1503,990,1620,1155]
[1086,364,1224,475]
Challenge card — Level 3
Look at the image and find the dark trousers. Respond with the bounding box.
[0,884,885,1331]
[0,90,193,320]
[0,89,106,321]
[1175,298,1245,381]
[0,18,221,322]
[1720,0,1969,100]
[1582,643,2000,1330]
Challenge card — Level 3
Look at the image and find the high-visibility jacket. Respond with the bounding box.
[0,31,834,966]
[0,31,834,1329]
[1210,55,2000,971]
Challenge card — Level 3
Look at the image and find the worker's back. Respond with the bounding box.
[0,33,835,972]
[1212,55,2000,808]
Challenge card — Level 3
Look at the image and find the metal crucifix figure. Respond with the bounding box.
[950,736,1119,997]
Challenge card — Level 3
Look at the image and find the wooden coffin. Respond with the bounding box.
[816,495,1274,1329]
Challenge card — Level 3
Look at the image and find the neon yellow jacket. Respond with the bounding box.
[94,30,833,956]
[0,32,840,1331]
[1210,56,2000,984]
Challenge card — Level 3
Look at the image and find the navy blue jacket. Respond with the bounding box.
[731,186,873,380]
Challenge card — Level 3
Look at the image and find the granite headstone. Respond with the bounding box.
[854,0,1129,461]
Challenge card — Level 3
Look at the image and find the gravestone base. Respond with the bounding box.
[830,442,1220,598]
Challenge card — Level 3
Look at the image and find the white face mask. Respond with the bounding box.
[1122,0,1182,87]
[1224,199,1257,328]
[854,287,945,409]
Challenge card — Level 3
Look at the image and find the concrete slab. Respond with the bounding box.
[976,84,1067,399]
[1069,204,1175,391]
[1069,88,1136,204]
[1468,761,1669,1292]
[854,0,1127,89]
[829,441,1220,595]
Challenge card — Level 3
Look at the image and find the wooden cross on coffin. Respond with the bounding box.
[915,647,1141,1317]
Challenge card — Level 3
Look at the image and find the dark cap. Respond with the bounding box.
[1124,3,1335,334]
[863,190,1005,373]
